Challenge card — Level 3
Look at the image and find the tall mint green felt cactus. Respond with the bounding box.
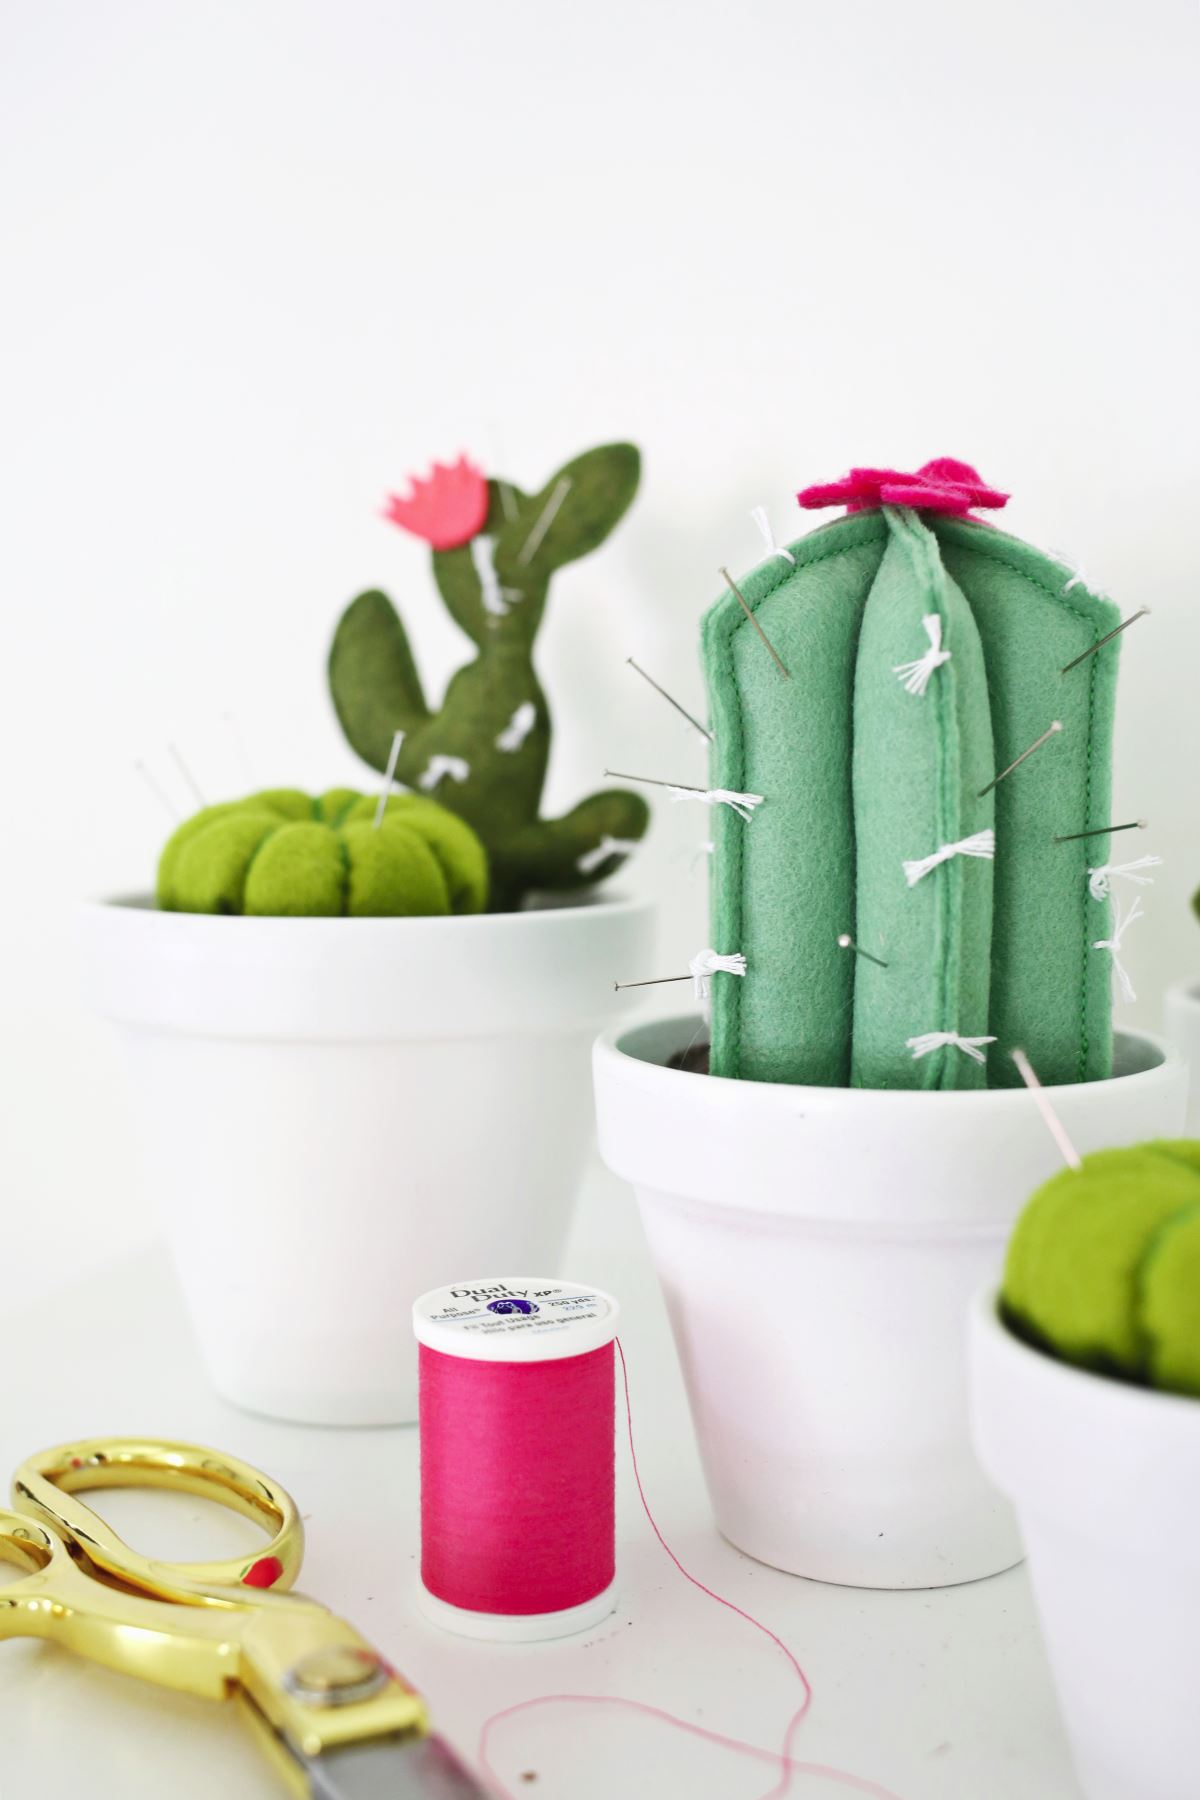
[701,458,1136,1093]
[329,445,648,912]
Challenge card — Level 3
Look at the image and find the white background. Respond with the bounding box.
[3,0,1198,1296]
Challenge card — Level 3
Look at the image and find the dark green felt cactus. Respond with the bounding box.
[329,445,649,912]
[701,459,1134,1092]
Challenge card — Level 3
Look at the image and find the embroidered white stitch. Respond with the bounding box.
[668,787,764,824]
[471,535,521,617]
[903,829,995,888]
[688,947,747,1000]
[576,835,640,875]
[418,754,471,791]
[1087,855,1163,902]
[495,701,537,752]
[892,613,952,697]
[1051,548,1108,598]
[907,1031,996,1065]
[750,505,796,567]
[690,838,715,874]
[1094,893,1144,1003]
[517,476,572,566]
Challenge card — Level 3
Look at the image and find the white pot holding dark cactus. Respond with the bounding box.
[1163,885,1200,1131]
[595,460,1181,1586]
[81,444,654,1426]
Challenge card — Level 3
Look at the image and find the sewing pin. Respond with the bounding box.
[373,729,406,828]
[613,974,693,992]
[978,721,1062,798]
[518,476,572,566]
[1061,609,1150,675]
[1053,819,1147,844]
[718,566,791,679]
[1011,1048,1083,1172]
[133,759,181,822]
[167,741,207,808]
[604,769,703,794]
[626,657,714,741]
[837,933,889,969]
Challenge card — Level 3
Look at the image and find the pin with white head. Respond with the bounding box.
[1011,1048,1082,1172]
[373,729,405,829]
[167,742,206,808]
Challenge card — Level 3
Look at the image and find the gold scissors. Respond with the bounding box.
[1,1437,488,1799]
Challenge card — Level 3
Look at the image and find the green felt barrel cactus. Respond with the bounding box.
[328,445,649,913]
[157,788,488,917]
[701,458,1133,1091]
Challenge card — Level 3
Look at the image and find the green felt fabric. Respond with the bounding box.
[156,788,488,917]
[701,504,1123,1090]
[703,512,888,1084]
[932,519,1120,1086]
[851,509,994,1090]
[328,443,647,911]
[1139,1205,1200,1396]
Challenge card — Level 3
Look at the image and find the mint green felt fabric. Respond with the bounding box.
[702,512,888,1084]
[701,506,1122,1090]
[932,518,1120,1086]
[851,509,994,1090]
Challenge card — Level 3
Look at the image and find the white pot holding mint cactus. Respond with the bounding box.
[595,455,1181,1586]
[81,441,654,1426]
[595,1016,1186,1589]
[1163,980,1200,1133]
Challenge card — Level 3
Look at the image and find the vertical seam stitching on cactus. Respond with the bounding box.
[933,529,1106,1085]
[335,833,352,914]
[718,518,886,1078]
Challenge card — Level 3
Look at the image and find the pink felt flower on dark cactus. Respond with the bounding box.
[382,455,490,550]
[797,457,1008,518]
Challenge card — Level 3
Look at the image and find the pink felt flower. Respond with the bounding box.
[797,457,1008,518]
[382,455,489,550]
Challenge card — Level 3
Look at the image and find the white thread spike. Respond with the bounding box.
[418,754,471,792]
[1087,855,1162,902]
[133,758,181,823]
[907,1031,997,1065]
[1052,549,1108,598]
[669,786,764,823]
[1093,892,1145,1003]
[903,829,995,888]
[690,839,715,874]
[496,701,537,752]
[893,614,952,697]
[373,729,405,828]
[577,834,640,875]
[688,947,747,1000]
[471,535,521,617]
[1011,1048,1083,1172]
[517,476,572,566]
[750,504,796,567]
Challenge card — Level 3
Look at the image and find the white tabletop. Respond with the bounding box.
[0,1163,1080,1800]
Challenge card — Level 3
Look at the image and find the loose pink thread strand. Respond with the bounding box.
[476,1338,906,1800]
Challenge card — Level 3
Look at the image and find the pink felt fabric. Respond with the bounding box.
[382,454,490,549]
[797,457,1008,517]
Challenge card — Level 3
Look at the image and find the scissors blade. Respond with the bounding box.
[303,1733,491,1800]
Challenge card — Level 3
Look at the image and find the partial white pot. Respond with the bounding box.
[1163,981,1200,1133]
[971,1290,1200,1800]
[80,894,653,1426]
[593,1017,1186,1589]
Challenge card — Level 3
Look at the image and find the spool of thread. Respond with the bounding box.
[413,1277,619,1643]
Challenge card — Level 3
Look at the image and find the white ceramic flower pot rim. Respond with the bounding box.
[594,1015,1181,1228]
[81,890,652,1040]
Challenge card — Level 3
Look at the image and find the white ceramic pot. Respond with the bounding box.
[80,894,653,1426]
[971,1290,1200,1800]
[593,1016,1186,1590]
[1163,981,1200,1132]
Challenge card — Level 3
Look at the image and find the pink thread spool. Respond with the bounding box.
[414,1277,619,1642]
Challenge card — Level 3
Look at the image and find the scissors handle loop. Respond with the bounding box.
[12,1437,304,1601]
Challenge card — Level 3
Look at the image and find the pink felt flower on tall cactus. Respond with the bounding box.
[797,457,1008,518]
[382,455,490,550]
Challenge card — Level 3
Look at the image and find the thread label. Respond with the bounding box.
[419,1282,612,1342]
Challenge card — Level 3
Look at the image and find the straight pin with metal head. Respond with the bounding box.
[978,721,1062,798]
[167,742,206,808]
[1053,818,1147,845]
[373,729,406,828]
[626,657,714,741]
[837,933,889,969]
[613,974,693,992]
[518,477,572,566]
[718,566,791,679]
[1061,609,1149,675]
[133,759,181,823]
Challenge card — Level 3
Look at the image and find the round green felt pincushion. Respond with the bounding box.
[157,788,488,917]
[1002,1147,1200,1379]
